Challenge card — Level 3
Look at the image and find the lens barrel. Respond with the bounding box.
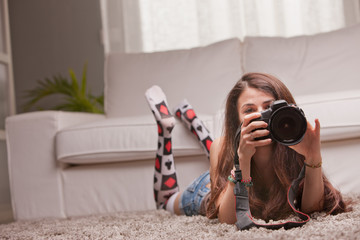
[269,106,307,146]
[248,100,307,146]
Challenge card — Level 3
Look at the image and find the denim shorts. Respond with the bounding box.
[179,170,211,216]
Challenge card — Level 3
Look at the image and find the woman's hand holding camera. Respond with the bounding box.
[289,119,322,165]
[237,112,272,165]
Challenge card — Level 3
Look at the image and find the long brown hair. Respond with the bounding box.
[206,73,349,221]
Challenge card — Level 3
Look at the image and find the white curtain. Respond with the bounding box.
[100,0,360,53]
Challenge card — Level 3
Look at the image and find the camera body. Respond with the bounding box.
[250,100,307,146]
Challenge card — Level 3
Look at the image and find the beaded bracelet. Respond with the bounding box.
[230,169,253,187]
[304,161,322,168]
[231,169,236,178]
[241,177,252,183]
[241,177,253,187]
[228,175,237,183]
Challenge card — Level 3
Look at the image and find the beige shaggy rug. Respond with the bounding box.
[1,194,360,240]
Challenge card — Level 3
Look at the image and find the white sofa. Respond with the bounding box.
[6,23,360,220]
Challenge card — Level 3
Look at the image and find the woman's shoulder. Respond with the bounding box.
[211,137,224,152]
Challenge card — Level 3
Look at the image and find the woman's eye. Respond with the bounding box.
[244,108,254,114]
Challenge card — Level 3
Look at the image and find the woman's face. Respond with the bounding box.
[237,87,275,123]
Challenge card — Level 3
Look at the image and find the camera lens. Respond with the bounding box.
[269,107,307,146]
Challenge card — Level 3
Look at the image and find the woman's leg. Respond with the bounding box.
[145,86,179,210]
[176,170,211,216]
[174,100,213,216]
[175,99,213,159]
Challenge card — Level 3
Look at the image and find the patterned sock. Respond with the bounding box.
[175,99,213,159]
[145,85,179,209]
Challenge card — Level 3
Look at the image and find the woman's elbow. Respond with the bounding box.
[217,206,237,224]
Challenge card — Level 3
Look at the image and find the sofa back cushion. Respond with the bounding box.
[296,90,360,142]
[105,38,243,117]
[243,23,360,97]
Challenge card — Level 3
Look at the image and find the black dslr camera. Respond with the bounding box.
[250,100,307,146]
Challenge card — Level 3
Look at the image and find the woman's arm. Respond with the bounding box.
[290,119,324,213]
[211,113,271,224]
[209,137,237,224]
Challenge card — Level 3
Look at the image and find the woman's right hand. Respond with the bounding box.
[237,112,272,166]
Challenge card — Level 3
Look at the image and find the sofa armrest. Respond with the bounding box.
[5,111,105,220]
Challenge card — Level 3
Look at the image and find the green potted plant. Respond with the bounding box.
[23,63,104,113]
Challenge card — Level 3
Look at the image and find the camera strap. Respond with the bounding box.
[233,127,310,230]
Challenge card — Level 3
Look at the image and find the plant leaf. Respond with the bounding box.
[23,75,73,111]
[81,62,88,96]
[68,69,80,97]
[23,63,104,114]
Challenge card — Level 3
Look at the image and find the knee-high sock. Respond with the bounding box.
[145,85,179,209]
[175,99,213,159]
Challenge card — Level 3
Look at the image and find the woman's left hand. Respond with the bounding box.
[289,118,322,163]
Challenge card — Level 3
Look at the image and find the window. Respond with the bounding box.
[101,0,359,53]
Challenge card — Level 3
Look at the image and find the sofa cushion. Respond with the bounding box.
[243,24,360,97]
[56,114,214,164]
[105,38,243,118]
[296,90,360,142]
[213,90,360,143]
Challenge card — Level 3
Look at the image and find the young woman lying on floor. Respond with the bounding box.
[145,72,349,225]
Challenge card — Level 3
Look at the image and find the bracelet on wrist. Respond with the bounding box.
[228,175,237,183]
[241,177,253,187]
[303,161,322,168]
[230,169,253,187]
[231,169,235,178]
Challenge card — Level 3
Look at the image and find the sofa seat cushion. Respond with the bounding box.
[296,90,360,142]
[56,114,214,164]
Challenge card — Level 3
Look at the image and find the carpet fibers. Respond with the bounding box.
[1,194,359,240]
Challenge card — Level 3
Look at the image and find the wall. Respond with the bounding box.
[8,0,104,112]
[343,0,360,25]
[0,140,12,223]
[0,0,103,223]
